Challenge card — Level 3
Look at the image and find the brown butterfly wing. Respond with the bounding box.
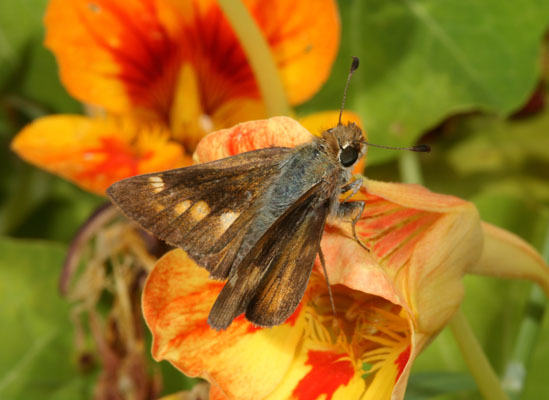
[207,182,330,330]
[107,147,293,279]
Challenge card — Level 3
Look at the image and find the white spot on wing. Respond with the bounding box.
[148,176,164,193]
[218,211,239,233]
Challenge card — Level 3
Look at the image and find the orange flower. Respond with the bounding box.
[11,0,341,195]
[142,117,549,400]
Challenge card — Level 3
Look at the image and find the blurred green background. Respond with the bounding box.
[1,0,548,399]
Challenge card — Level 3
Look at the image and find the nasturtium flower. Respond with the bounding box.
[11,0,341,195]
[142,117,549,400]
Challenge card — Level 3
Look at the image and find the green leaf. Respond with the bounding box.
[301,0,549,164]
[447,113,549,176]
[9,176,104,243]
[0,237,95,399]
[0,0,47,82]
[0,0,80,114]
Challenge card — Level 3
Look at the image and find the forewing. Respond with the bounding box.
[107,147,292,278]
[208,182,330,329]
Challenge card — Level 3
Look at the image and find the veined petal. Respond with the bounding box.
[362,179,471,213]
[194,116,314,163]
[404,209,482,333]
[339,179,483,333]
[142,249,307,400]
[193,115,367,165]
[45,0,185,118]
[45,0,339,139]
[470,222,549,295]
[11,115,187,195]
[320,228,403,308]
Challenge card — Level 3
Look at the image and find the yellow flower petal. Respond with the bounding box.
[405,209,482,333]
[11,115,187,195]
[143,249,307,400]
[193,116,313,163]
[264,346,364,400]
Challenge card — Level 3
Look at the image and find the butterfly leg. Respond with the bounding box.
[319,247,346,335]
[339,178,363,201]
[318,247,336,317]
[337,201,369,252]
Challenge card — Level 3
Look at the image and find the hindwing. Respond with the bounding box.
[207,181,331,329]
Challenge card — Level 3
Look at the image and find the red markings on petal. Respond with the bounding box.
[293,351,355,400]
[353,188,443,273]
[194,116,313,162]
[394,346,411,383]
[285,302,303,327]
[371,213,440,260]
[76,136,152,182]
[11,115,187,195]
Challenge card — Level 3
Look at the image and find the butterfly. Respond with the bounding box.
[106,58,429,330]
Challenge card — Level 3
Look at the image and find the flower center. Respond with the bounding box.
[303,274,412,384]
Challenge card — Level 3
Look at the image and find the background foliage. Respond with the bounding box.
[0,0,548,399]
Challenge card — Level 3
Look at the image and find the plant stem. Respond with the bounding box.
[398,151,509,400]
[398,151,423,184]
[449,311,510,400]
[502,219,549,399]
[217,0,292,117]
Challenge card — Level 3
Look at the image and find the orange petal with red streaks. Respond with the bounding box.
[143,249,307,400]
[193,116,314,163]
[338,178,482,333]
[245,0,340,105]
[11,115,187,195]
[45,0,339,129]
[319,177,483,333]
[45,0,186,118]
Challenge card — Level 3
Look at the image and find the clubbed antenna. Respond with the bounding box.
[337,57,431,154]
[338,56,360,125]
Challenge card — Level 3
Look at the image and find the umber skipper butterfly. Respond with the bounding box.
[107,58,429,330]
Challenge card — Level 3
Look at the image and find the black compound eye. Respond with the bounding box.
[339,146,358,167]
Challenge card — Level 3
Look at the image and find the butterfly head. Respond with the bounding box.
[322,122,366,169]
